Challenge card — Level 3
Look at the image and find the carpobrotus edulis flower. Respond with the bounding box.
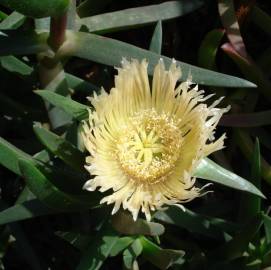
[81,59,229,221]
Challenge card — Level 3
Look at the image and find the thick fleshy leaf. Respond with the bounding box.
[112,211,165,236]
[220,110,271,127]
[140,236,185,269]
[208,214,263,262]
[221,43,271,101]
[76,227,119,270]
[154,206,238,239]
[263,214,271,244]
[195,158,265,198]
[0,30,48,55]
[0,11,25,30]
[33,125,85,172]
[198,29,225,69]
[251,6,271,37]
[18,159,99,211]
[0,55,33,76]
[66,72,99,93]
[218,0,247,57]
[0,137,86,195]
[66,31,256,87]
[0,11,8,20]
[1,0,69,18]
[0,201,43,270]
[234,129,271,186]
[77,0,113,18]
[66,0,77,30]
[222,42,271,98]
[123,239,142,269]
[40,69,73,129]
[0,199,58,225]
[79,1,202,34]
[149,20,162,54]
[8,223,43,270]
[0,137,32,175]
[110,237,135,257]
[35,17,50,32]
[35,90,89,121]
[238,139,261,223]
[16,186,36,204]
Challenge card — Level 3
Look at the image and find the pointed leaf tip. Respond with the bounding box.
[195,158,265,199]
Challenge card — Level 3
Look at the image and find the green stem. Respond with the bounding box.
[39,12,68,88]
[38,10,71,130]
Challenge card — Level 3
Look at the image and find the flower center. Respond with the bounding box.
[116,109,183,184]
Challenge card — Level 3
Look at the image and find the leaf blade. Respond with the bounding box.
[194,158,265,198]
[140,236,185,269]
[149,20,162,54]
[18,159,98,211]
[0,30,48,55]
[76,228,119,270]
[67,31,256,87]
[0,199,58,225]
[35,90,89,121]
[79,1,203,34]
[33,125,85,172]
[1,0,69,18]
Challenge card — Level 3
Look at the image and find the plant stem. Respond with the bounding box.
[48,13,68,51]
[39,11,68,88]
[38,9,71,130]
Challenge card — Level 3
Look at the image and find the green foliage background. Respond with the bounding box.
[0,0,270,269]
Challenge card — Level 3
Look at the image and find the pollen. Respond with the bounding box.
[116,109,182,184]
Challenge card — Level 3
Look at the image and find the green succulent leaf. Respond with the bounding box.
[195,158,265,198]
[79,1,203,34]
[140,236,185,269]
[238,139,261,223]
[0,11,25,29]
[110,237,135,257]
[263,214,271,244]
[1,0,70,18]
[251,6,271,37]
[42,70,73,129]
[198,29,225,69]
[208,213,263,262]
[18,159,98,211]
[0,137,33,176]
[66,73,99,93]
[123,239,142,269]
[67,31,256,87]
[76,227,119,270]
[33,124,85,172]
[0,30,48,55]
[154,206,239,239]
[0,55,33,76]
[35,90,89,121]
[77,0,112,17]
[0,199,58,225]
[0,201,43,270]
[149,20,162,54]
[112,211,165,236]
[222,43,271,102]
[218,0,247,57]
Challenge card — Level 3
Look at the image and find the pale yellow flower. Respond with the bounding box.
[81,59,229,221]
